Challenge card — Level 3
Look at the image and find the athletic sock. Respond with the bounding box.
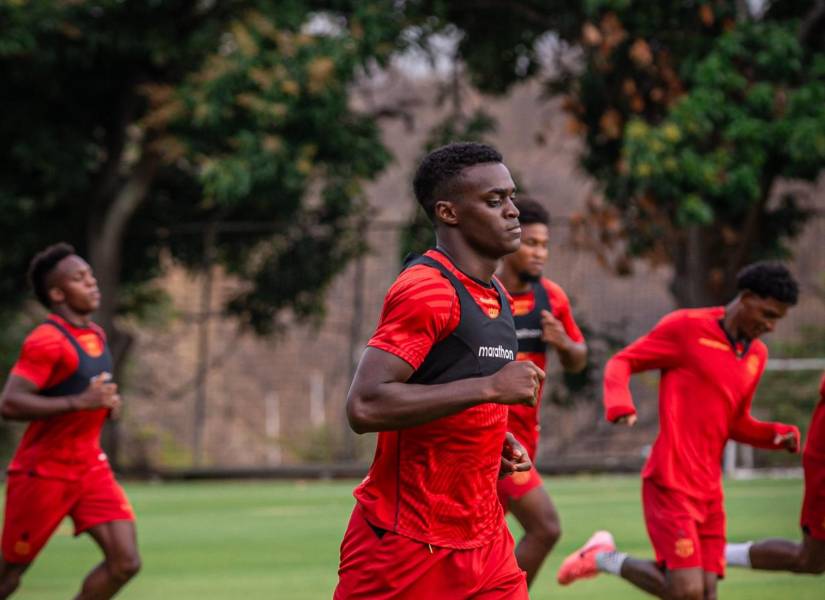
[596,551,628,575]
[725,542,753,568]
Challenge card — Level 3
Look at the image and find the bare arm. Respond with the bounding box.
[346,347,544,433]
[557,339,588,373]
[1,373,120,421]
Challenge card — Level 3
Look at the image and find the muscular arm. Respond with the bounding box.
[555,339,587,373]
[346,347,543,433]
[1,374,119,422]
[1,375,77,420]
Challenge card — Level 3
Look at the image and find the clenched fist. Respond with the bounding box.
[489,361,545,407]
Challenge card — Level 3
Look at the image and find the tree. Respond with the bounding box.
[410,0,825,306]
[0,0,407,367]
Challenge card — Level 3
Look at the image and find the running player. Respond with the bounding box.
[725,371,825,575]
[495,196,587,586]
[557,262,800,600]
[0,243,140,599]
[334,142,544,599]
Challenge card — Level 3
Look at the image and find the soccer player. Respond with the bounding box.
[557,262,801,600]
[0,243,140,599]
[725,371,825,575]
[334,142,545,599]
[495,196,587,586]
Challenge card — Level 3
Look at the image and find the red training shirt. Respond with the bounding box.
[354,249,514,549]
[507,278,584,459]
[604,307,790,501]
[8,314,110,480]
[804,373,825,462]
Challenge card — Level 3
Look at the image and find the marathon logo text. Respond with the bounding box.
[478,345,515,360]
[515,328,542,340]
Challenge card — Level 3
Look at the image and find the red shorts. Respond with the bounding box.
[334,504,527,599]
[2,464,134,564]
[496,466,543,512]
[642,479,726,577]
[801,454,825,541]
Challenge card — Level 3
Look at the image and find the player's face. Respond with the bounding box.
[450,162,521,258]
[48,255,101,314]
[503,223,549,280]
[738,292,790,340]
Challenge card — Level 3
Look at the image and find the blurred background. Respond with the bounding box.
[0,0,823,478]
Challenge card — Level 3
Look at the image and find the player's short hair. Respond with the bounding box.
[413,142,503,221]
[736,261,799,305]
[514,196,550,227]
[28,242,76,309]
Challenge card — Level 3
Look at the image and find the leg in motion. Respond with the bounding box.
[509,484,561,586]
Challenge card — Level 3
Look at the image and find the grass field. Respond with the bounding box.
[8,475,823,599]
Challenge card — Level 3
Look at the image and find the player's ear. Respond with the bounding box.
[434,199,459,227]
[48,285,65,306]
[739,290,757,307]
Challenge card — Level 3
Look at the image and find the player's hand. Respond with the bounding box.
[540,310,568,349]
[614,413,638,426]
[489,361,545,406]
[773,425,800,453]
[75,372,121,413]
[500,432,531,479]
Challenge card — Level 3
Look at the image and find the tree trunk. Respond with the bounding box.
[669,225,721,308]
[88,150,159,468]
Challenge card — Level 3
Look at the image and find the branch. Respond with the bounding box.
[97,151,160,259]
[800,0,825,49]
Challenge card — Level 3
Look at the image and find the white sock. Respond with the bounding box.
[725,542,753,568]
[595,551,628,575]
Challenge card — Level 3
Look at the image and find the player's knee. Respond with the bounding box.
[108,553,141,582]
[799,556,825,574]
[533,514,561,549]
[666,578,703,600]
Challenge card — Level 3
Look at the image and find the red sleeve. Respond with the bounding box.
[729,356,799,450]
[543,280,584,343]
[9,325,67,389]
[367,265,459,370]
[602,311,686,422]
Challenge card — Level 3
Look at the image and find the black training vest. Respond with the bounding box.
[404,254,517,384]
[40,319,113,397]
[512,280,552,354]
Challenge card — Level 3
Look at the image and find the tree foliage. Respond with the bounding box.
[0,0,407,362]
[415,0,825,306]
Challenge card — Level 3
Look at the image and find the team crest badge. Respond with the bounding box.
[14,540,30,556]
[674,538,695,558]
[746,355,760,376]
[512,470,531,485]
[79,334,103,357]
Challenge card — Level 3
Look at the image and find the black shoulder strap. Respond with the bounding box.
[532,280,552,315]
[491,278,514,321]
[402,253,466,289]
[44,319,86,356]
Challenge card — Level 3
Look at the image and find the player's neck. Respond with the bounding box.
[722,300,746,341]
[52,305,93,328]
[434,238,498,283]
[497,265,530,294]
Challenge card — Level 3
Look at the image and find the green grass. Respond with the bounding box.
[8,475,823,599]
